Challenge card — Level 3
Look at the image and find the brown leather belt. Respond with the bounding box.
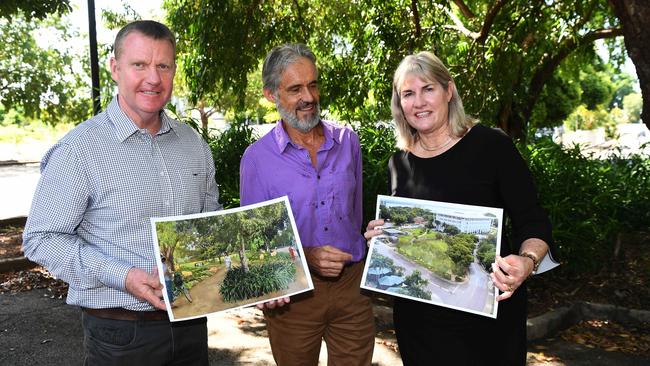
[82,307,169,321]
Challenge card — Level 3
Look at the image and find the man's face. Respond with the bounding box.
[110,32,175,127]
[265,57,320,133]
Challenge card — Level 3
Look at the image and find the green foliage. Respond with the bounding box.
[530,72,582,129]
[623,93,643,123]
[398,235,458,279]
[358,122,397,224]
[564,105,620,131]
[208,120,257,209]
[476,240,496,272]
[443,224,461,236]
[580,67,615,110]
[379,205,434,226]
[164,0,621,138]
[219,258,295,302]
[0,0,70,21]
[168,199,291,276]
[0,11,91,124]
[395,270,431,299]
[609,72,637,109]
[520,137,650,273]
[0,117,73,143]
[176,262,212,288]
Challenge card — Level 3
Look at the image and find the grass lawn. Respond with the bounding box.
[398,236,454,277]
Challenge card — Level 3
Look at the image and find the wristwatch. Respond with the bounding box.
[519,251,540,275]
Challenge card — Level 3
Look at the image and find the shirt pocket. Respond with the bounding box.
[177,167,207,213]
[331,171,357,222]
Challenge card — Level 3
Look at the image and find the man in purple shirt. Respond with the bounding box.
[240,43,375,365]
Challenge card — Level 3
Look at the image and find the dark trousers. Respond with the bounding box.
[82,312,208,366]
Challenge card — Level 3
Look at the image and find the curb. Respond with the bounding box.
[0,256,38,272]
[0,160,40,166]
[527,301,650,341]
[372,299,650,342]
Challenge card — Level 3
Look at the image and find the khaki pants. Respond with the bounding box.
[264,261,375,366]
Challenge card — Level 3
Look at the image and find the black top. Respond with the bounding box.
[388,124,553,366]
[389,124,552,256]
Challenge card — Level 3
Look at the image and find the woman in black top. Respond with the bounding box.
[364,51,553,365]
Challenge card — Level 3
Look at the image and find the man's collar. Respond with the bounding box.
[107,96,175,142]
[272,119,340,153]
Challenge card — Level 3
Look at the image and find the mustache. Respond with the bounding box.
[297,100,318,110]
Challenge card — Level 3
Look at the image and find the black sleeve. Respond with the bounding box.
[494,133,554,254]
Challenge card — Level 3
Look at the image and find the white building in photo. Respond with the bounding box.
[435,212,494,234]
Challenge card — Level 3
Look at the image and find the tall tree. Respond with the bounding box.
[608,0,650,129]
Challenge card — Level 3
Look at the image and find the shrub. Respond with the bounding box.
[219,258,296,302]
[520,137,650,273]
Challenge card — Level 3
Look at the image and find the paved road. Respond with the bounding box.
[2,289,648,366]
[372,239,494,315]
[0,163,40,220]
[0,289,402,366]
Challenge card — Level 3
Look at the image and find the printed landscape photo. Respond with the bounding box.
[151,196,313,321]
[361,195,503,318]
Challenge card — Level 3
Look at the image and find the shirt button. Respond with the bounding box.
[324,227,328,231]
[160,171,165,176]
[320,201,325,205]
[165,201,170,206]
[317,175,321,179]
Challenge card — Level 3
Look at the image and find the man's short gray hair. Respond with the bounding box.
[113,20,176,60]
[262,43,317,93]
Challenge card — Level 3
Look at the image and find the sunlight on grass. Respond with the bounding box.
[0,120,74,144]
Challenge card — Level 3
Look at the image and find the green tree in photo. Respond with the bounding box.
[400,270,431,300]
[476,240,496,272]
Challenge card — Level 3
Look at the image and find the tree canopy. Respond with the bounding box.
[0,0,71,21]
[0,11,91,123]
[164,0,629,139]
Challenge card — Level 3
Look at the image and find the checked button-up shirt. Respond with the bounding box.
[23,96,221,311]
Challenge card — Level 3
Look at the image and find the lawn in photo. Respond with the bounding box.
[151,196,313,321]
[361,195,503,318]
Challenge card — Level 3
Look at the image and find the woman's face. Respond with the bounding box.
[399,74,452,134]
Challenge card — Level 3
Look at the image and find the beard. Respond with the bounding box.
[277,100,321,133]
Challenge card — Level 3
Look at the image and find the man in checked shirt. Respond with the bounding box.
[22,20,220,365]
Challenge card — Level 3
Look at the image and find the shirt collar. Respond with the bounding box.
[272,119,340,153]
[107,96,175,142]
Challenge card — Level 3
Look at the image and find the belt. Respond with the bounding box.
[82,307,169,321]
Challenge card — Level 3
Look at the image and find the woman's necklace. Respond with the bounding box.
[418,135,453,152]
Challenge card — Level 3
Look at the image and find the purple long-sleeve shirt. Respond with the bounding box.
[240,120,366,262]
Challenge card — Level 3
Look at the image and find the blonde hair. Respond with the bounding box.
[391,51,476,151]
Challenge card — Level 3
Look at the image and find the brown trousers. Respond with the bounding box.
[264,261,375,366]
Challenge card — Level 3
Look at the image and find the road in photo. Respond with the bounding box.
[373,238,495,315]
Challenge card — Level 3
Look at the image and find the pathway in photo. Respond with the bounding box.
[172,259,310,320]
[373,240,494,314]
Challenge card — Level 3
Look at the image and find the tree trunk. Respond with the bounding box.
[239,246,249,273]
[609,0,650,130]
[197,101,209,136]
